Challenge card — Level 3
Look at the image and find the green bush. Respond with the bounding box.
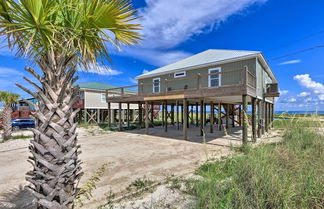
[190,118,324,209]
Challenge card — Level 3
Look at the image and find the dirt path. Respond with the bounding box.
[0,125,257,208]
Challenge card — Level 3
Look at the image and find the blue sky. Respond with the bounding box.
[0,0,323,111]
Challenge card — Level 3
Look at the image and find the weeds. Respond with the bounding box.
[188,117,324,209]
[74,163,110,207]
[126,177,154,191]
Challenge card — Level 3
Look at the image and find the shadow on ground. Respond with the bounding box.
[0,185,34,209]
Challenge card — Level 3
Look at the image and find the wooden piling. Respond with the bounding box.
[252,97,257,142]
[195,102,199,127]
[107,102,111,127]
[126,103,130,128]
[242,95,248,144]
[176,100,179,130]
[210,102,214,133]
[200,100,204,136]
[257,100,261,138]
[118,103,122,131]
[218,102,222,131]
[164,100,168,132]
[138,102,142,129]
[183,98,188,140]
[145,101,149,134]
[226,104,229,129]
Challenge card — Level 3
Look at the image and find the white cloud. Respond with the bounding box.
[83,64,122,76]
[294,74,324,101]
[288,98,296,103]
[129,77,138,84]
[142,69,150,74]
[279,90,289,95]
[116,0,267,66]
[297,92,310,97]
[120,48,192,66]
[279,59,301,65]
[138,0,266,50]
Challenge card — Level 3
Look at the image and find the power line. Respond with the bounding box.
[270,45,324,60]
[265,30,324,52]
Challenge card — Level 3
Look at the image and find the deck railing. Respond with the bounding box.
[106,67,256,98]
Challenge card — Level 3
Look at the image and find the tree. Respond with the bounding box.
[0,91,20,141]
[0,0,141,208]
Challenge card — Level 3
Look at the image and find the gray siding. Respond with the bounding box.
[84,90,138,109]
[139,58,256,94]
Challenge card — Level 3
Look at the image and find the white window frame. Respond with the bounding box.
[152,77,160,93]
[174,71,186,78]
[208,67,221,87]
[101,93,107,103]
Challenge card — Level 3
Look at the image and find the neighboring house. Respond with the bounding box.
[74,82,139,123]
[107,49,280,141]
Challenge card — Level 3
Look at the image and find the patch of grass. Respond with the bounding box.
[74,163,110,207]
[188,117,324,209]
[126,177,154,191]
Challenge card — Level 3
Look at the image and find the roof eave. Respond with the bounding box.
[135,53,260,80]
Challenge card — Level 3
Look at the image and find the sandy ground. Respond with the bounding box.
[0,124,279,209]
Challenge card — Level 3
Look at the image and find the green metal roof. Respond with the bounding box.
[76,82,135,93]
[136,49,261,79]
[76,82,118,90]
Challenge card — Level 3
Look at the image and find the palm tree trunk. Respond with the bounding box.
[2,105,12,141]
[17,51,83,209]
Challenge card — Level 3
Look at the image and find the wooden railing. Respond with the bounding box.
[106,67,256,98]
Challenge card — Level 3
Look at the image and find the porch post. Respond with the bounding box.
[138,102,142,129]
[257,100,262,138]
[226,104,229,129]
[195,102,199,127]
[200,100,204,136]
[127,103,130,128]
[242,95,248,144]
[232,104,235,127]
[171,103,175,125]
[210,102,214,133]
[252,97,257,142]
[118,103,122,131]
[176,100,179,130]
[164,100,168,132]
[183,98,188,140]
[161,102,164,126]
[145,101,149,134]
[150,102,154,126]
[218,102,222,131]
[107,103,111,127]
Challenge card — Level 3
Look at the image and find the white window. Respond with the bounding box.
[101,93,107,103]
[174,71,186,78]
[152,78,160,93]
[208,67,221,87]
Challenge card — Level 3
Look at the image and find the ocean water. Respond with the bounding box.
[274,111,324,115]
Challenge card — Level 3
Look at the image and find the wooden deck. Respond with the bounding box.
[106,67,258,103]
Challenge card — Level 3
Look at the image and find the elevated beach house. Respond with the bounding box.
[106,49,279,142]
[73,82,138,124]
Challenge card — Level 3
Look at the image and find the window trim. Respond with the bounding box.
[101,93,107,103]
[152,77,160,93]
[208,67,221,87]
[174,71,186,78]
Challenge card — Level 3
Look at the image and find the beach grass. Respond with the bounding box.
[187,116,324,209]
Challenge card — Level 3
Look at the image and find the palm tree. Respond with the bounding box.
[0,0,141,208]
[0,91,20,141]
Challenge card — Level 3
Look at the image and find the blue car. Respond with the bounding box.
[12,118,35,131]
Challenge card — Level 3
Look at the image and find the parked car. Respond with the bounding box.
[12,118,35,131]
